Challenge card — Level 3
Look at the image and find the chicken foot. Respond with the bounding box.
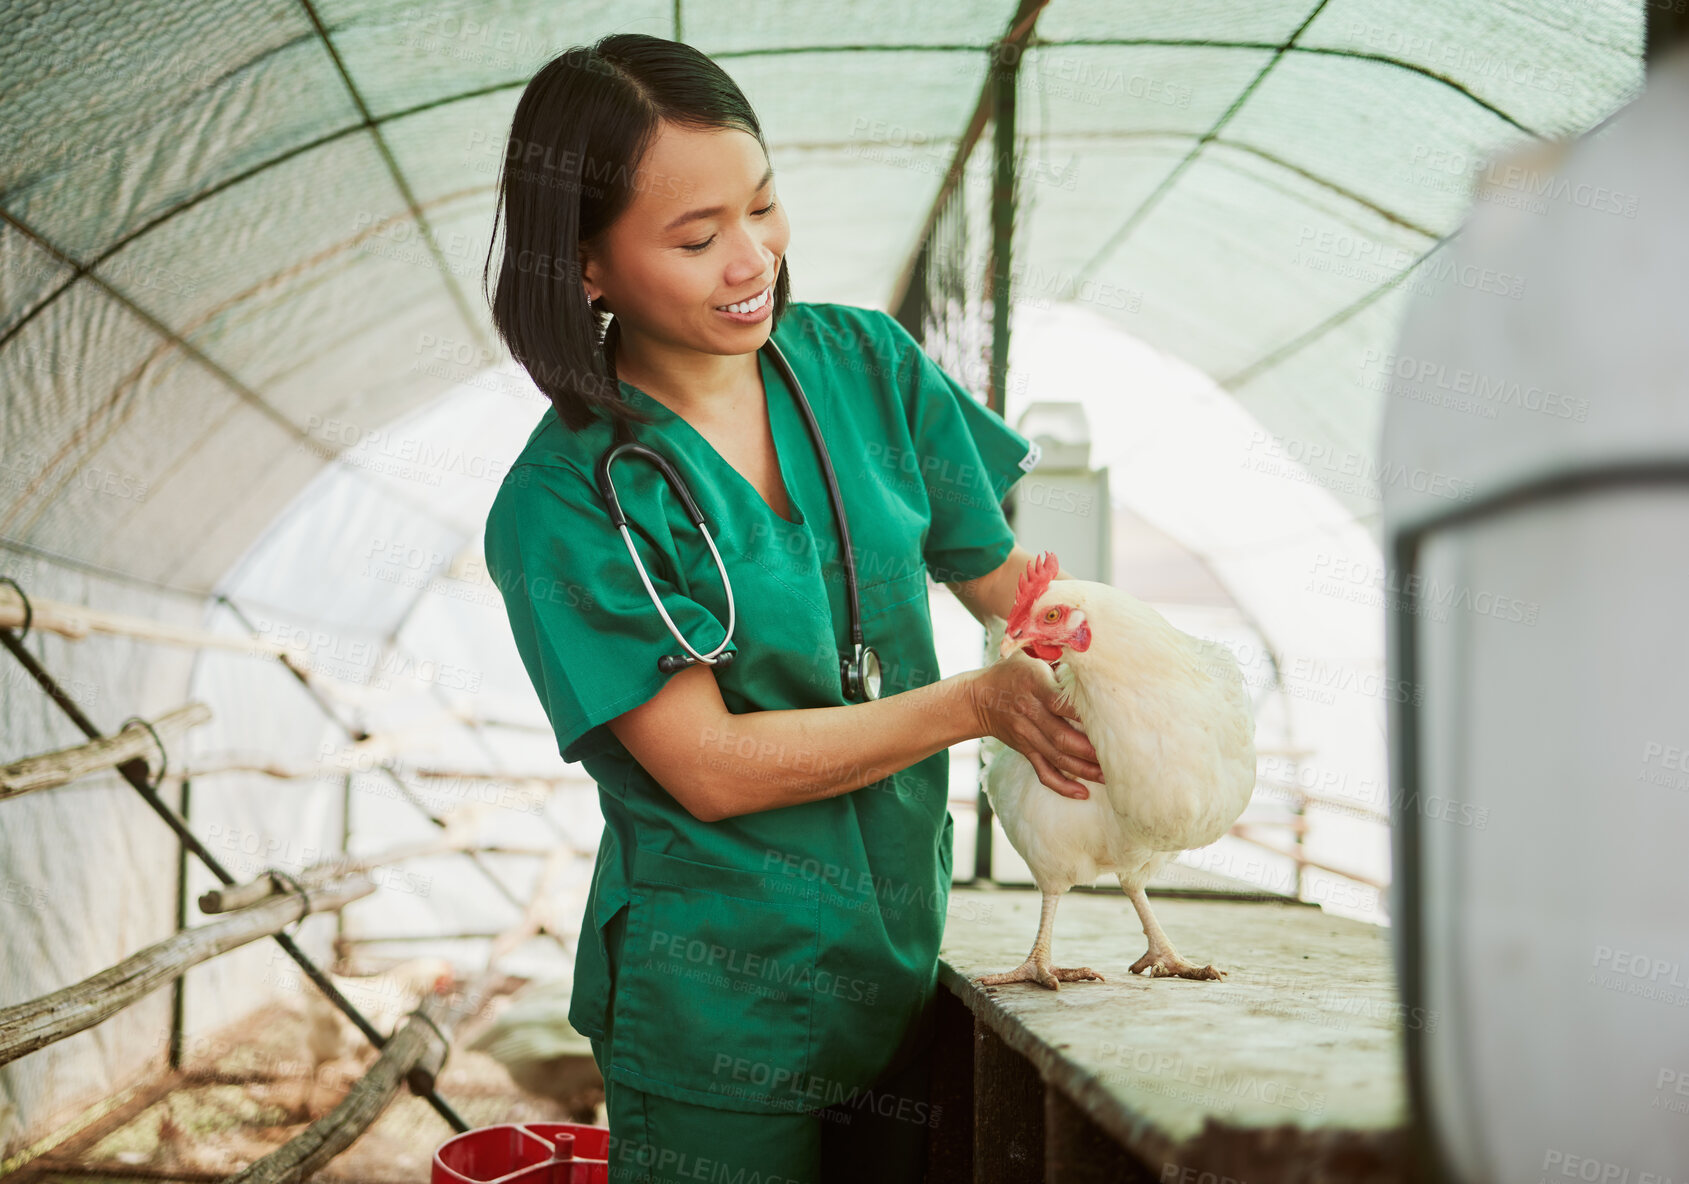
[1123,884,1225,980]
[974,891,1104,991]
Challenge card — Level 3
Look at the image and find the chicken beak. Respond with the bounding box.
[998,630,1020,661]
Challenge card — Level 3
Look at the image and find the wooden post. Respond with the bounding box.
[225,970,498,1184]
[0,873,374,1066]
[974,1020,1042,1184]
[1044,1087,1156,1183]
[926,987,975,1184]
[169,773,191,1072]
[973,18,1027,889]
[196,829,497,915]
[1,702,211,800]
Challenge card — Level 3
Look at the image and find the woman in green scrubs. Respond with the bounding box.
[481,33,1102,1184]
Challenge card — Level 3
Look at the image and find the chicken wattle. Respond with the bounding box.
[975,550,1257,989]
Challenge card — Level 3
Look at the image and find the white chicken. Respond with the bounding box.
[466,978,604,1123]
[976,550,1256,989]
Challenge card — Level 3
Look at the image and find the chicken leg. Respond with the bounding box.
[1123,884,1225,980]
[975,891,1105,991]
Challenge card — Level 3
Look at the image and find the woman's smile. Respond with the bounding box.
[714,282,773,323]
[577,120,791,363]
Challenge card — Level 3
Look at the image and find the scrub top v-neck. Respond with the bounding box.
[656,345,804,527]
[621,345,807,528]
[483,300,1040,1115]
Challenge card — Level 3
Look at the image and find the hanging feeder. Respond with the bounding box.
[433,1122,610,1184]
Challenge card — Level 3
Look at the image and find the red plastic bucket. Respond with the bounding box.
[433,1123,610,1184]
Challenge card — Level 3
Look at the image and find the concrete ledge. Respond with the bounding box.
[933,886,1413,1182]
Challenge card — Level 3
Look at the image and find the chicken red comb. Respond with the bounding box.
[1005,551,1059,637]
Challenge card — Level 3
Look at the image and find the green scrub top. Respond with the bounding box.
[483,301,1039,1116]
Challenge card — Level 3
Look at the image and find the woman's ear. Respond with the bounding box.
[579,247,602,304]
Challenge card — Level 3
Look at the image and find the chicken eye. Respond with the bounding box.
[1044,608,1060,622]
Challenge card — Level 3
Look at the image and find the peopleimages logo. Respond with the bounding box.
[1242,429,1476,503]
[1360,349,1591,422]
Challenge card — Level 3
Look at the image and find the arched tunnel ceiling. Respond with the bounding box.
[0,0,1644,594]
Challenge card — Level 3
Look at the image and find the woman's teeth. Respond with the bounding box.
[718,287,770,314]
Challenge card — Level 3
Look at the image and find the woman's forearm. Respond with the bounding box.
[699,670,987,820]
[947,543,1080,628]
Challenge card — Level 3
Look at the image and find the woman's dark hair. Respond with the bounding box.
[482,34,792,433]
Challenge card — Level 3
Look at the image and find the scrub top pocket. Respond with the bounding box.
[854,564,934,698]
[859,564,927,613]
[609,846,822,1113]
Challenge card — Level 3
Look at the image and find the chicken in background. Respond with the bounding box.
[977,550,1257,988]
[295,955,456,1119]
[466,977,603,1123]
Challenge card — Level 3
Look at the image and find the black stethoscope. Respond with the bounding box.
[592,335,883,702]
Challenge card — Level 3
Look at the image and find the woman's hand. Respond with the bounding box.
[968,654,1103,800]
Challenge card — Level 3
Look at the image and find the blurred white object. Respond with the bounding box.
[467,977,603,1122]
[296,956,456,1119]
[1012,401,1111,583]
[1381,39,1689,1184]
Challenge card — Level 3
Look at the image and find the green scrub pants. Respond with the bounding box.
[589,905,937,1184]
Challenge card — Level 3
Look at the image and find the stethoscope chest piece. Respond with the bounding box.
[844,643,883,701]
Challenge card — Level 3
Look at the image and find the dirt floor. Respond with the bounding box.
[7,988,602,1184]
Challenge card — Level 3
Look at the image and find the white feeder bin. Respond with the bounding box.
[1380,42,1689,1184]
[1010,401,1111,584]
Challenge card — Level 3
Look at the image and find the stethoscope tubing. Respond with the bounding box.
[592,335,865,671]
